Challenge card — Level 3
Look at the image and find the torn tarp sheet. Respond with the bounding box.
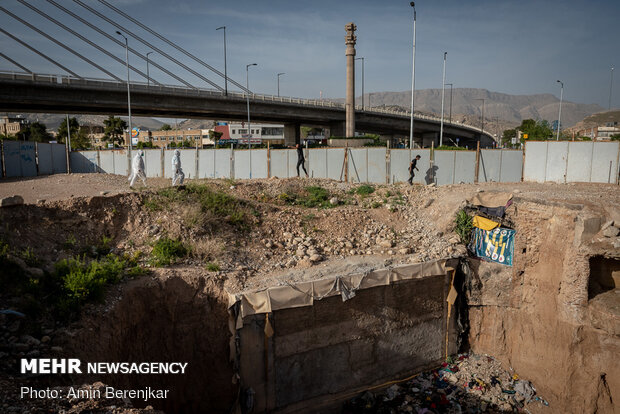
[469,227,515,266]
[228,259,452,322]
[469,192,513,208]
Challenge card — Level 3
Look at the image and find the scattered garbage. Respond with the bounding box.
[343,353,549,413]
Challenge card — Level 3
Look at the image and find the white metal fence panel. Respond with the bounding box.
[3,141,37,177]
[545,141,569,183]
[70,150,97,173]
[367,148,387,184]
[347,148,367,183]
[37,143,54,175]
[434,151,456,185]
[523,141,548,182]
[590,141,619,184]
[99,151,115,174]
[454,151,476,184]
[270,150,289,178]
[478,150,500,182]
[144,149,162,177]
[499,150,523,182]
[327,148,344,180]
[308,148,327,179]
[566,142,593,183]
[113,150,129,176]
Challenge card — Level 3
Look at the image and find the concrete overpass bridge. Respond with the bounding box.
[0,72,496,148]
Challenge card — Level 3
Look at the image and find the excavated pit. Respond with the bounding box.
[67,273,236,413]
[2,178,619,413]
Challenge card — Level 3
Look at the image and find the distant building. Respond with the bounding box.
[1,115,29,137]
[576,123,620,141]
[220,122,285,145]
[123,128,207,148]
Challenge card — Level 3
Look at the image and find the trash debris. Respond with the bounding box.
[343,353,549,413]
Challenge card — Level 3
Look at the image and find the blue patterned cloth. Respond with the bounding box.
[469,227,516,266]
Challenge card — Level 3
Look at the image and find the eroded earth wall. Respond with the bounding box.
[467,198,619,413]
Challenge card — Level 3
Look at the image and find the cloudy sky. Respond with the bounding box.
[1,0,618,108]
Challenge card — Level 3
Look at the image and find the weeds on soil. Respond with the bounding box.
[205,262,220,272]
[151,237,188,266]
[279,186,334,208]
[455,209,473,244]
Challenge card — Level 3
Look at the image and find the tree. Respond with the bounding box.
[58,118,91,149]
[519,119,553,141]
[501,129,516,147]
[103,116,127,146]
[160,124,172,131]
[25,122,52,142]
[611,134,620,141]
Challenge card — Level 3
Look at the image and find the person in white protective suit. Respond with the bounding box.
[128,150,147,188]
[172,149,185,186]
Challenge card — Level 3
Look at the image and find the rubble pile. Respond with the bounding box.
[344,354,549,414]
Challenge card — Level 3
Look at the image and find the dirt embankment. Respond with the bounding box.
[1,175,619,413]
[466,195,620,413]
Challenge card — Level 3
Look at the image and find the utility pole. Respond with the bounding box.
[556,80,563,141]
[445,83,453,123]
[475,98,485,143]
[409,2,416,149]
[439,52,447,147]
[216,26,227,96]
[277,72,285,97]
[609,66,614,111]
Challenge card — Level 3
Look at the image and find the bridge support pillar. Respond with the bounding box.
[326,122,346,139]
[422,132,439,148]
[284,123,301,146]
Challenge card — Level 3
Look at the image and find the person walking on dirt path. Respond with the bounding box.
[128,150,147,188]
[408,155,421,185]
[295,143,309,178]
[172,149,185,186]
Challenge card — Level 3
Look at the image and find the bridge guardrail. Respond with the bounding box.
[1,71,491,136]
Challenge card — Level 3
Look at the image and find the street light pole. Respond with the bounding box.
[439,52,447,147]
[609,66,614,111]
[556,80,563,141]
[474,98,485,143]
[356,57,365,110]
[409,1,416,149]
[217,26,227,96]
[246,63,257,177]
[146,51,152,89]
[277,72,285,97]
[116,30,132,159]
[445,83,453,123]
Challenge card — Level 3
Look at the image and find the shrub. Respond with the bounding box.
[454,209,473,244]
[205,262,220,272]
[354,184,375,196]
[151,237,188,266]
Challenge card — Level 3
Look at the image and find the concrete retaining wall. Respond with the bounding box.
[236,268,457,413]
[524,141,619,184]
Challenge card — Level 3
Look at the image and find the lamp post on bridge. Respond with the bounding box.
[556,80,563,141]
[246,63,257,177]
[146,51,153,89]
[409,1,416,149]
[115,30,132,158]
[439,52,447,147]
[217,26,227,96]
[277,72,285,97]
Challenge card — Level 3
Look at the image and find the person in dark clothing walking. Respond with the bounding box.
[408,155,421,185]
[295,143,308,177]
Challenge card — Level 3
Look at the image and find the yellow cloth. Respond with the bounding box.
[472,215,499,231]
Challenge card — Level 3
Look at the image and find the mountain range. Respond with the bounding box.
[351,88,605,128]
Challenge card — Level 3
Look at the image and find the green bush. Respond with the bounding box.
[454,209,473,244]
[151,237,188,266]
[205,262,220,272]
[354,184,375,196]
[436,145,469,151]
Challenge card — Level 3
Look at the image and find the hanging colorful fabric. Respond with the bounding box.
[472,215,500,231]
[469,227,516,266]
